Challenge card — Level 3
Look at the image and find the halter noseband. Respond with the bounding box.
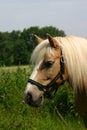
[28,53,65,98]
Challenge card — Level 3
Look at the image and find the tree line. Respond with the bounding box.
[0,26,66,66]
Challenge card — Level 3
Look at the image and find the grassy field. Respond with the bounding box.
[0,66,85,130]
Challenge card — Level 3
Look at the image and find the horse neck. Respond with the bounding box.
[58,36,87,92]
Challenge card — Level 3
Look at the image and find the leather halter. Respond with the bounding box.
[28,51,65,98]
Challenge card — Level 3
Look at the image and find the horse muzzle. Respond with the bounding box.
[24,91,44,107]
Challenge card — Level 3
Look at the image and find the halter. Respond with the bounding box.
[28,51,65,99]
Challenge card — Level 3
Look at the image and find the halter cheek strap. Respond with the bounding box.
[28,55,65,98]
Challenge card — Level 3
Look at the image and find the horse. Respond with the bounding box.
[24,34,87,127]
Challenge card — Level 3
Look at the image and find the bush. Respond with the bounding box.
[0,67,76,115]
[0,67,84,130]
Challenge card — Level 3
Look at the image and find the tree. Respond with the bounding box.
[0,40,14,66]
[0,26,66,66]
[39,26,66,38]
[13,39,30,65]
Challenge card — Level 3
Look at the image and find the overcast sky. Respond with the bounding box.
[0,0,87,37]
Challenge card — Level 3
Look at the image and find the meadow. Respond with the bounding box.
[0,66,85,130]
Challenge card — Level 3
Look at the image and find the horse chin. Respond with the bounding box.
[27,96,44,107]
[28,101,42,107]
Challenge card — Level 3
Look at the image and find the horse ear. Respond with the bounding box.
[34,35,43,43]
[47,33,59,48]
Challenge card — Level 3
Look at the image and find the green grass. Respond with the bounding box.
[0,66,85,130]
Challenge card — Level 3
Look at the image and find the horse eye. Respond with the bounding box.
[45,61,54,68]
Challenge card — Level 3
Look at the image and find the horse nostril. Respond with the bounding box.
[40,96,43,100]
[26,92,32,103]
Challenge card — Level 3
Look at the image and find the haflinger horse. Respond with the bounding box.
[24,34,87,127]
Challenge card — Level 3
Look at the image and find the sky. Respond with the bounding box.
[0,0,87,37]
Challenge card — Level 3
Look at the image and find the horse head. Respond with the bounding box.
[24,34,68,107]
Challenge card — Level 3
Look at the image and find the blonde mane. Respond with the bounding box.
[31,36,87,92]
[31,39,50,64]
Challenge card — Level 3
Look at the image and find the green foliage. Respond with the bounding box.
[13,39,30,65]
[0,66,85,130]
[0,26,66,66]
[39,26,65,38]
[49,84,77,117]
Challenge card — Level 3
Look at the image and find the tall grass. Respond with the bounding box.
[0,66,85,130]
